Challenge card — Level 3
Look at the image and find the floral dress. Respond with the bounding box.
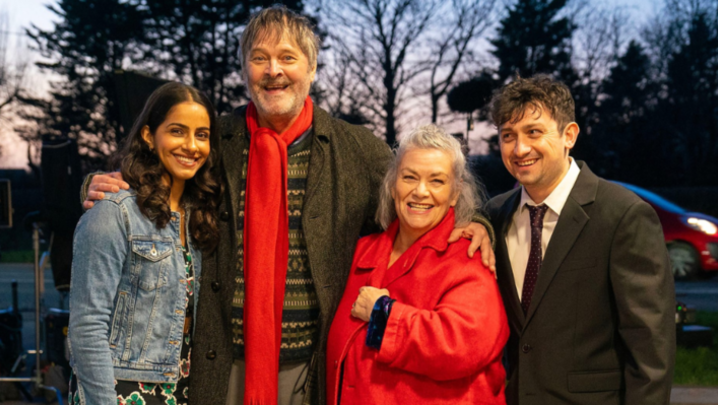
[69,246,195,405]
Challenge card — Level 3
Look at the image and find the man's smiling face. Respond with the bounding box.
[244,32,316,124]
[499,104,578,202]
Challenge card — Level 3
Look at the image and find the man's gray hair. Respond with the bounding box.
[240,5,320,72]
[375,124,485,230]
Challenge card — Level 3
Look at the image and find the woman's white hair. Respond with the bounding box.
[375,124,485,230]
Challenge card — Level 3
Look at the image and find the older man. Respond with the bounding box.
[485,74,675,405]
[85,6,494,405]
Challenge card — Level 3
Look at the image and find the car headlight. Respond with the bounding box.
[683,217,718,236]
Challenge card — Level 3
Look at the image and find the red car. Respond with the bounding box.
[614,181,718,279]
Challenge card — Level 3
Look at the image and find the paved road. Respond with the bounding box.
[671,386,718,404]
[1,263,717,342]
[676,274,718,312]
[0,263,65,361]
[1,263,717,403]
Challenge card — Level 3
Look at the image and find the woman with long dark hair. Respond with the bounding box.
[67,82,221,405]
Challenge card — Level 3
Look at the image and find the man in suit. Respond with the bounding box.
[485,74,675,405]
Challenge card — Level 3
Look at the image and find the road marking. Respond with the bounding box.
[675,289,718,294]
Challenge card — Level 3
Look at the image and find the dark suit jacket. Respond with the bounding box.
[486,162,675,405]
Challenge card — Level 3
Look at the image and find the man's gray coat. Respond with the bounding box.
[188,106,393,405]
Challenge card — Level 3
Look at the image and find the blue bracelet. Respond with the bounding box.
[365,295,395,350]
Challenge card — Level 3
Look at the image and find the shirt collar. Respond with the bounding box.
[519,158,581,216]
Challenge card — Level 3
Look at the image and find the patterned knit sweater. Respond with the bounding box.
[231,130,320,364]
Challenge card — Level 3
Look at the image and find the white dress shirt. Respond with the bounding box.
[505,158,581,299]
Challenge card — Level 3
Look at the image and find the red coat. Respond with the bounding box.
[326,210,509,405]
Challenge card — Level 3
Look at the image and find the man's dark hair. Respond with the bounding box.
[490,74,575,133]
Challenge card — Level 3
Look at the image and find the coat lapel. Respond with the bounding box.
[303,108,332,220]
[382,212,453,288]
[356,212,454,289]
[356,223,397,287]
[495,189,526,328]
[221,107,249,231]
[523,163,598,327]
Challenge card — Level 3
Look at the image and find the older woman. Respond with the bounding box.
[326,125,509,404]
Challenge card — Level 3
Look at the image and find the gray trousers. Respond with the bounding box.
[226,359,310,405]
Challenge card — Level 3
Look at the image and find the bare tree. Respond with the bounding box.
[0,9,29,162]
[569,4,630,136]
[0,11,28,117]
[572,5,629,86]
[641,0,717,84]
[320,0,438,145]
[315,44,376,129]
[426,0,496,124]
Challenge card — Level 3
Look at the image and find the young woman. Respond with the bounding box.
[67,82,221,405]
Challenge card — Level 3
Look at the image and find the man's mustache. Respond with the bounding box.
[258,79,293,87]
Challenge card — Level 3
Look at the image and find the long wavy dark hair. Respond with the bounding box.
[114,82,221,253]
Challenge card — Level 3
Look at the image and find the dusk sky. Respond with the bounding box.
[0,0,657,169]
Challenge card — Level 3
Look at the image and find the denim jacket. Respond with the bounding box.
[68,189,201,405]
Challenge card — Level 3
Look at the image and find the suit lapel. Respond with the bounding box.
[523,163,598,328]
[496,190,526,328]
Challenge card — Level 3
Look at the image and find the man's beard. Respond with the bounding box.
[251,77,310,118]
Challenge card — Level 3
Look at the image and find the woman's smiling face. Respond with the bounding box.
[392,148,458,240]
[142,101,211,186]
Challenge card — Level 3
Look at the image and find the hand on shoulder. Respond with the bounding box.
[83,172,129,209]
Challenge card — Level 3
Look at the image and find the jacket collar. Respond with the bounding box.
[568,160,598,206]
[310,106,334,144]
[355,208,455,271]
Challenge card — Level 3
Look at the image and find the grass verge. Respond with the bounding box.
[0,250,34,263]
[674,311,718,386]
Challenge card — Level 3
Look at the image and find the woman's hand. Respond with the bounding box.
[351,286,390,322]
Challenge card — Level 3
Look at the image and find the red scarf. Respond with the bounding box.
[243,96,313,405]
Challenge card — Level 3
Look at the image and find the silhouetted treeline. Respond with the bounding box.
[10,0,718,188]
[15,0,305,173]
[460,0,718,187]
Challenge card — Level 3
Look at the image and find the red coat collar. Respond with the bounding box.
[355,209,456,287]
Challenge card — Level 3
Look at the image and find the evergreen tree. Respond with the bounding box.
[490,0,575,83]
[19,0,145,172]
[662,12,718,185]
[593,40,658,183]
[489,0,587,167]
[18,0,307,172]
[140,0,304,114]
[446,72,496,117]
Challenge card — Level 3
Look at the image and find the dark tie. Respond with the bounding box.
[521,204,549,314]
